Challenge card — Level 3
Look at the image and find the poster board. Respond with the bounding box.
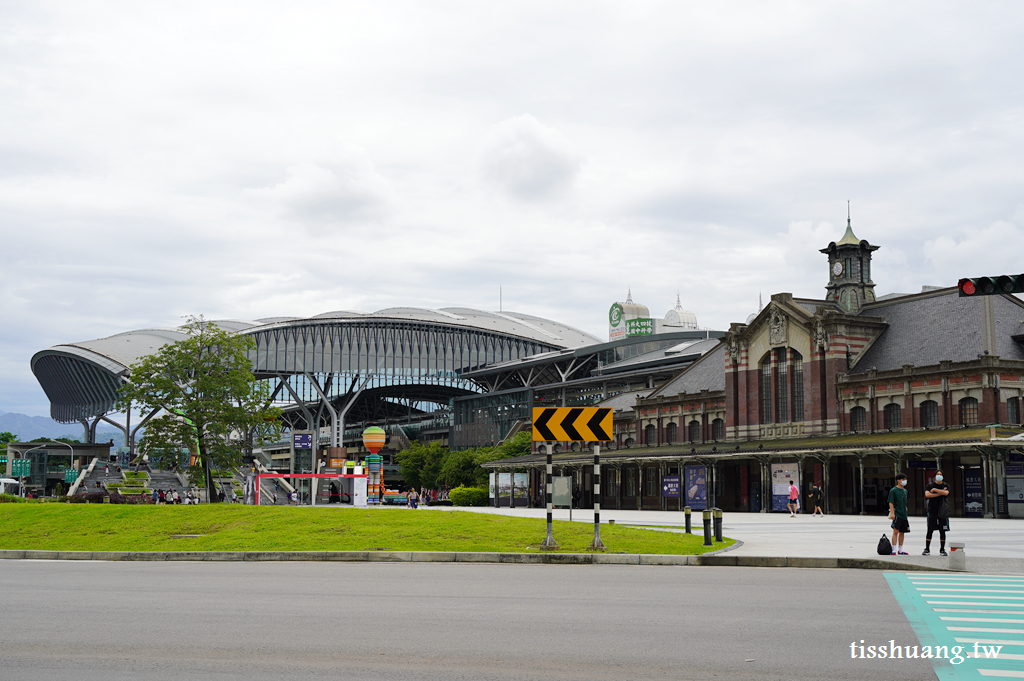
[497,473,511,507]
[771,462,800,512]
[684,465,706,510]
[552,476,572,507]
[512,473,528,507]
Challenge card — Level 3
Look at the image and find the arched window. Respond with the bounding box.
[850,406,866,432]
[665,422,677,444]
[644,424,656,445]
[759,348,803,424]
[1005,396,1021,425]
[920,400,939,428]
[688,420,701,443]
[712,418,724,441]
[776,350,788,422]
[624,438,635,447]
[883,403,902,430]
[959,397,979,425]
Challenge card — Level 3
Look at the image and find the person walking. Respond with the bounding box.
[923,469,950,556]
[888,473,910,555]
[409,488,419,509]
[787,480,800,517]
[809,484,825,516]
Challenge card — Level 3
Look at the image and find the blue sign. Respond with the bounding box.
[662,475,680,498]
[963,468,983,517]
[292,433,313,449]
[1006,465,1024,476]
[684,465,706,510]
[908,461,932,468]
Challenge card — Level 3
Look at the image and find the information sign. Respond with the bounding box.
[292,433,313,449]
[12,459,30,477]
[661,475,680,498]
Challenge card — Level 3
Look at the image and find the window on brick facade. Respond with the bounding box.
[1009,397,1021,425]
[688,420,701,443]
[850,406,866,431]
[644,467,657,497]
[959,397,979,425]
[792,354,804,422]
[711,418,724,441]
[920,400,939,428]
[883,403,902,430]
[776,349,788,422]
[605,468,618,496]
[644,424,656,445]
[665,422,677,443]
[760,357,772,424]
[625,467,637,496]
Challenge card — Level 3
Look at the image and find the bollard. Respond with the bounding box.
[948,542,966,571]
[684,506,692,534]
[702,509,713,547]
[713,507,723,543]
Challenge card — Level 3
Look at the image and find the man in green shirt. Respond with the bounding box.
[887,473,910,555]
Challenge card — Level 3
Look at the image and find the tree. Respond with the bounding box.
[117,316,280,502]
[395,440,447,490]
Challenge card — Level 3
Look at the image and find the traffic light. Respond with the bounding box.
[959,275,1024,297]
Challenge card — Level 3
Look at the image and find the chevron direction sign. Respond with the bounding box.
[532,407,612,442]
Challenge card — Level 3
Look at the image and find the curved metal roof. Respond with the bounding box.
[31,308,602,423]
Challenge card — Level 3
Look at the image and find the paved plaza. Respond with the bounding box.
[425,505,1024,574]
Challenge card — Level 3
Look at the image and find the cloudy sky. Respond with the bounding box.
[3,1,1024,417]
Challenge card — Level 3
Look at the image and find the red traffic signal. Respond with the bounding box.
[959,275,1023,297]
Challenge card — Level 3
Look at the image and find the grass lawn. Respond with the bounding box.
[0,505,732,555]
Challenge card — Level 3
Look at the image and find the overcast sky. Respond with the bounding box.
[3,1,1024,417]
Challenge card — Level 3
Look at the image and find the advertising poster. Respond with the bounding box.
[497,473,511,507]
[513,472,528,507]
[964,468,983,517]
[661,475,680,498]
[771,462,800,512]
[489,473,495,499]
[684,465,707,510]
[1007,478,1024,503]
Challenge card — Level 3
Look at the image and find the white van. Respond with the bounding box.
[0,478,20,495]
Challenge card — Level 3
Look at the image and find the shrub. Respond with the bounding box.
[0,493,26,504]
[108,491,126,504]
[449,485,488,507]
[85,491,106,504]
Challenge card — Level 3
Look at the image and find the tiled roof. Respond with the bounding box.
[853,289,1024,373]
[597,389,651,413]
[651,343,726,397]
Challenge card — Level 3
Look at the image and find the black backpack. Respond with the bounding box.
[877,534,893,556]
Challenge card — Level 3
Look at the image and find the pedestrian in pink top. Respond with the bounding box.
[788,481,799,517]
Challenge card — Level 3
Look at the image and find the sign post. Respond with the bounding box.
[590,444,605,550]
[541,443,558,549]
[532,407,612,550]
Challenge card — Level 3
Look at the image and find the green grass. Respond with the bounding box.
[0,505,732,555]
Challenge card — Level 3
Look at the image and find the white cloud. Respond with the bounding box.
[480,114,581,201]
[923,220,1024,277]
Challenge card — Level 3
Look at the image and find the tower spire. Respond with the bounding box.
[625,288,633,304]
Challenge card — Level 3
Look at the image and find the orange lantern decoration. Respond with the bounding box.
[362,426,386,455]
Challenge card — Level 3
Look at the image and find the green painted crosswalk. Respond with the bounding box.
[886,572,1024,680]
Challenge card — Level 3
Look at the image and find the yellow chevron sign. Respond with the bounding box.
[532,407,612,442]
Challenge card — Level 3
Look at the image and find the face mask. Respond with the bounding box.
[898,480,906,487]
[934,475,943,483]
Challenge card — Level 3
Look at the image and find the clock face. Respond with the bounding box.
[832,261,843,277]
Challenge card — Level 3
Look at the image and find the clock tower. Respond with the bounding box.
[820,215,879,314]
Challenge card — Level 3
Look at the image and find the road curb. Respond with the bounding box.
[0,548,952,570]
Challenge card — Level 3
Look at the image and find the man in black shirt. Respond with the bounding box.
[923,469,950,556]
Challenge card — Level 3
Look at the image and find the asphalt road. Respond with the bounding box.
[0,561,936,681]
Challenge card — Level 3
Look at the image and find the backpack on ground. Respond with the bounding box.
[877,534,892,556]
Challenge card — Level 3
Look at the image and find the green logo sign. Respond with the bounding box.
[609,303,623,327]
[625,318,654,336]
[12,458,30,477]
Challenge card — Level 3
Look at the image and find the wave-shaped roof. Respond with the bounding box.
[32,307,601,378]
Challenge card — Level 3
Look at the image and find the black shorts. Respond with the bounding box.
[927,515,949,532]
[891,517,910,533]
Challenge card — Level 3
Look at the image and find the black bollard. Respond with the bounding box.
[684,506,692,534]
[713,507,723,543]
[702,509,713,547]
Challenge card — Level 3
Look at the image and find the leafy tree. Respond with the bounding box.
[395,440,447,490]
[0,432,17,445]
[117,316,280,502]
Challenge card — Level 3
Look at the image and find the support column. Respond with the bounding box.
[541,443,558,549]
[590,445,605,550]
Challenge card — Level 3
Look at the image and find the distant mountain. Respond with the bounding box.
[0,412,125,447]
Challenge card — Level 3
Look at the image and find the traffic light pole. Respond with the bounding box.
[590,444,605,550]
[541,443,558,549]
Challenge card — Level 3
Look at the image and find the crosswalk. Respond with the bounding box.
[886,572,1024,680]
